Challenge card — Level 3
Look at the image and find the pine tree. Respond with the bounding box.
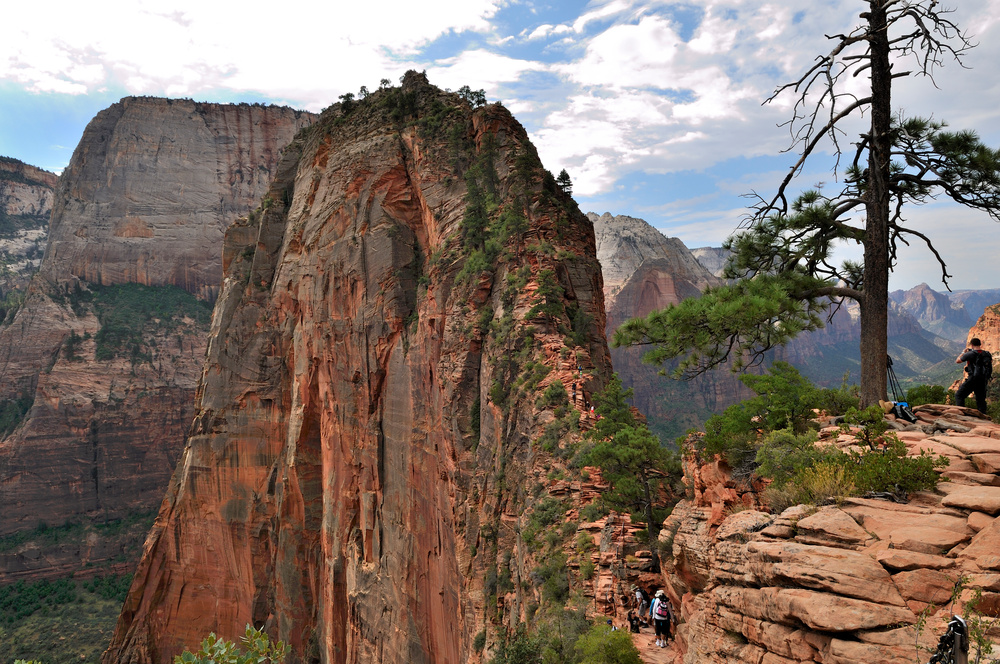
[616,2,1000,406]
[555,169,572,196]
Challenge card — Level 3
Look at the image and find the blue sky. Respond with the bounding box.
[3,0,1000,290]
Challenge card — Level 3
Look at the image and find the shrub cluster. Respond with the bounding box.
[695,364,946,510]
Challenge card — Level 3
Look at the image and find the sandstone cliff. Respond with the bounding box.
[591,213,750,439]
[103,73,612,664]
[659,405,1000,664]
[0,157,58,308]
[0,98,313,580]
[965,303,1000,351]
[689,246,729,279]
[42,97,313,301]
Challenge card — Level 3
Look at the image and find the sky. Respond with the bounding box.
[2,0,1000,290]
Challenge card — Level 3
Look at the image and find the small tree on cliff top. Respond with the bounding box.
[615,1,1000,406]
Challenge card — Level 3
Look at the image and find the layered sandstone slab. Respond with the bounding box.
[661,407,1000,664]
[103,74,612,664]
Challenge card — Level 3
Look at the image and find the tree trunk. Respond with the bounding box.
[860,0,892,407]
[641,471,661,571]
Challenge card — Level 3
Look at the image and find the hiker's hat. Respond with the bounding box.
[655,589,665,598]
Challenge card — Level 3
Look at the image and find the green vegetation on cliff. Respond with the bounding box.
[53,281,212,365]
[0,574,132,664]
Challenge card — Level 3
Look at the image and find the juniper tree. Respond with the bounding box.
[615,1,1000,406]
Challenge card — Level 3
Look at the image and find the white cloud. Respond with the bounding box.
[0,0,504,104]
[424,50,548,94]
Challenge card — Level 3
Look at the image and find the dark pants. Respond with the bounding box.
[956,376,987,413]
[654,618,670,638]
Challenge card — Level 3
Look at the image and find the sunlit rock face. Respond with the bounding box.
[103,73,613,664]
[0,157,57,296]
[42,97,314,300]
[0,98,314,580]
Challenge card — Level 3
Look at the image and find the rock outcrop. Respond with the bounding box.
[689,246,729,279]
[0,98,313,580]
[965,302,1000,352]
[0,157,58,303]
[660,404,1000,664]
[103,73,612,664]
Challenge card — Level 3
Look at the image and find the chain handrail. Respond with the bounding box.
[928,615,969,664]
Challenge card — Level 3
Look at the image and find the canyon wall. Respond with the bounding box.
[0,157,58,302]
[42,97,313,301]
[0,98,313,580]
[103,73,612,664]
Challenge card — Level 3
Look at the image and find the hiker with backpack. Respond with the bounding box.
[650,589,673,648]
[956,337,993,413]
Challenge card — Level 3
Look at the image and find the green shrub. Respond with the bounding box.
[848,438,946,496]
[174,625,288,664]
[91,283,212,364]
[536,381,568,409]
[701,362,821,472]
[489,627,542,664]
[473,629,487,653]
[0,388,34,437]
[905,384,949,407]
[573,624,643,664]
[754,428,841,488]
[535,553,570,603]
[760,406,949,509]
[764,462,857,512]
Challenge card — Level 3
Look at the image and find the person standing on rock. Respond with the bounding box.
[956,337,993,414]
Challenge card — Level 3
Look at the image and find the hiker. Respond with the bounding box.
[633,585,648,622]
[651,589,671,648]
[956,337,993,413]
[627,610,641,633]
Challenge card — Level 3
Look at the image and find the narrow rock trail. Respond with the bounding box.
[628,629,678,664]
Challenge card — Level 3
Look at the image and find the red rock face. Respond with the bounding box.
[967,303,1000,351]
[0,99,314,578]
[103,74,612,664]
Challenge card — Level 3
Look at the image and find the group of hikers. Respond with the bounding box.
[624,585,677,649]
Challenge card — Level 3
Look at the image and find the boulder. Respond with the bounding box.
[891,568,957,605]
[794,507,873,549]
[888,526,968,555]
[747,541,905,605]
[875,549,956,571]
[968,512,995,533]
[714,586,915,632]
[941,487,1000,515]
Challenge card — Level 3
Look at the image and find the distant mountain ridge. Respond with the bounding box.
[593,215,980,436]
